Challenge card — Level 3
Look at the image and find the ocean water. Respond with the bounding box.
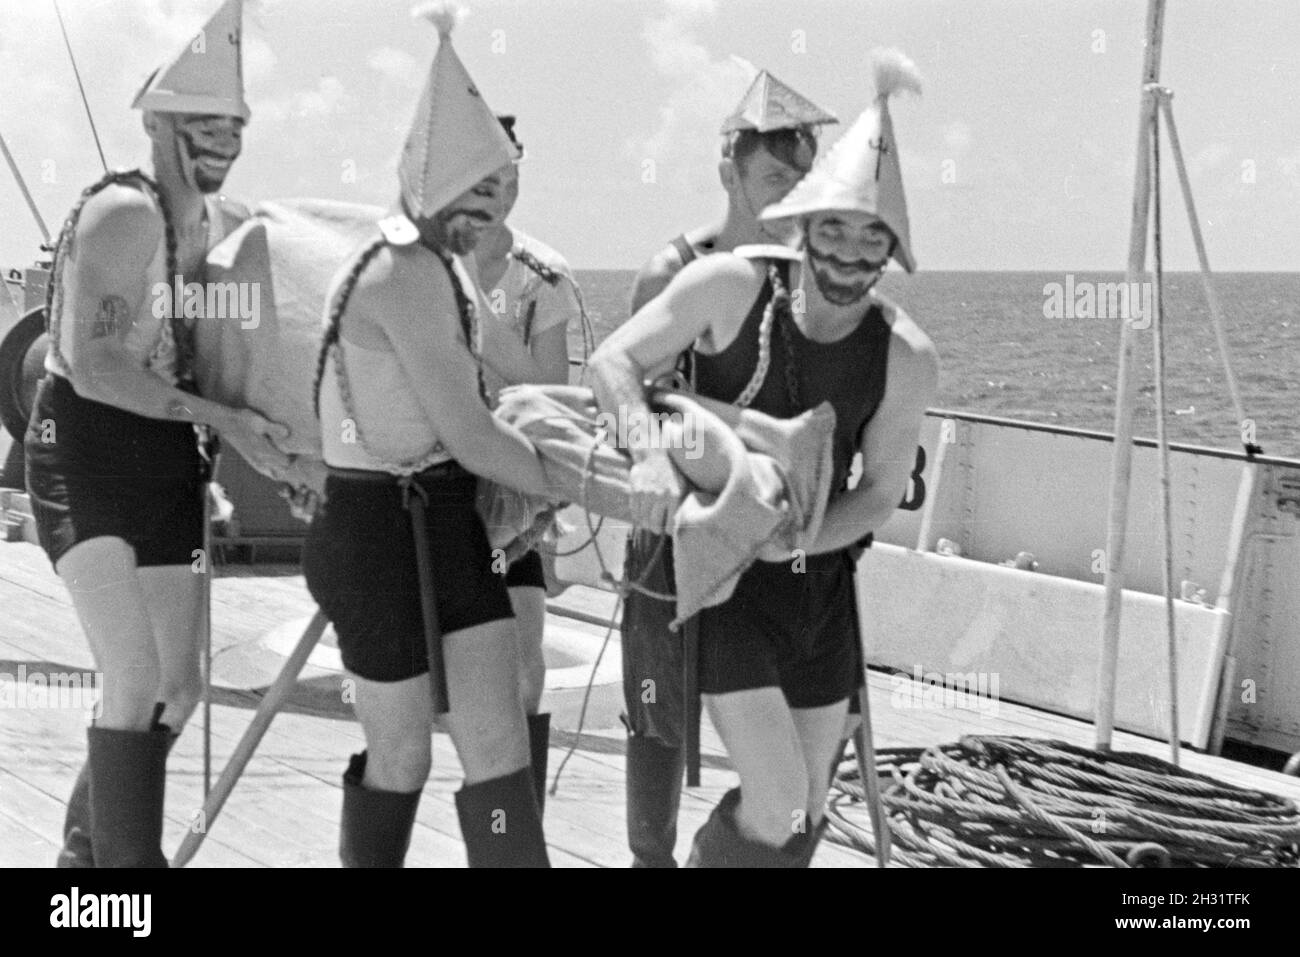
[572,270,1300,460]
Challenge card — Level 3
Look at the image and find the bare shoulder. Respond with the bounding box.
[670,251,765,302]
[73,184,163,259]
[629,246,684,310]
[346,241,456,331]
[877,297,939,386]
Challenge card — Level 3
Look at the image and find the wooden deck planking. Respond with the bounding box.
[4,542,1300,868]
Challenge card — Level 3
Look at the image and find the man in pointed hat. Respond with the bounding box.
[592,50,938,866]
[618,67,837,868]
[27,0,296,867]
[471,114,589,822]
[302,2,554,867]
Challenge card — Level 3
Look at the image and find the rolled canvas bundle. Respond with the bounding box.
[195,198,387,499]
[494,383,837,625]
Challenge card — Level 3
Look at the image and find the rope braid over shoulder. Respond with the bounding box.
[511,245,560,287]
[312,235,488,419]
[45,169,191,392]
[722,259,800,410]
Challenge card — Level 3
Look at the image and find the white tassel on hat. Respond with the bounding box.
[871,47,923,101]
[761,47,923,272]
[396,0,518,225]
[413,0,464,37]
[132,0,250,121]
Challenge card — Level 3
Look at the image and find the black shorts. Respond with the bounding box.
[620,531,684,746]
[504,549,545,589]
[302,464,515,683]
[24,374,205,569]
[696,550,864,709]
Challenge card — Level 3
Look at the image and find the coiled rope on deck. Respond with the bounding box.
[825,735,1300,868]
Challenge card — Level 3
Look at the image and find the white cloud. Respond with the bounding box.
[1189,142,1232,178]
[630,8,756,183]
[258,76,350,124]
[943,120,972,156]
[367,46,423,90]
[663,0,718,18]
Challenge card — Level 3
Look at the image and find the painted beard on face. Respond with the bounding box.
[173,119,242,194]
[429,207,493,255]
[805,234,889,306]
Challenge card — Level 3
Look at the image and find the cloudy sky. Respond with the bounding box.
[1,0,1297,272]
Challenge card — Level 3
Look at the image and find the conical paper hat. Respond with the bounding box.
[721,69,837,134]
[398,2,520,220]
[761,50,921,272]
[132,0,250,120]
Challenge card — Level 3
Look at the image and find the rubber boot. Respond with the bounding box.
[791,815,830,868]
[55,763,94,868]
[59,727,182,868]
[86,720,171,868]
[526,713,551,817]
[626,733,685,868]
[339,752,422,868]
[685,788,809,868]
[455,767,550,868]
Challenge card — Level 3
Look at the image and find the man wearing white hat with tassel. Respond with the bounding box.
[619,67,838,868]
[303,2,555,867]
[591,50,938,866]
[28,0,295,868]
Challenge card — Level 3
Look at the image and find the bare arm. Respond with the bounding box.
[62,188,292,474]
[807,308,939,555]
[589,254,761,529]
[368,250,553,499]
[627,250,681,315]
[479,313,570,387]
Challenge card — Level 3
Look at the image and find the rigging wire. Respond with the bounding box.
[53,0,108,174]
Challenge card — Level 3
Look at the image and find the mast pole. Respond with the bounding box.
[1095,0,1167,751]
[0,128,52,245]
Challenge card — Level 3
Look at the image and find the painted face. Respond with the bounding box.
[172,114,244,194]
[429,169,508,255]
[803,211,895,306]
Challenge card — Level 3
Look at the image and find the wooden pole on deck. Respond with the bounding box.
[1095,0,1166,752]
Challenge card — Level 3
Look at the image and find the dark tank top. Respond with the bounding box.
[692,260,892,495]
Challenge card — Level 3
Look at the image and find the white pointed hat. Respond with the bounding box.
[132,0,250,121]
[721,69,837,134]
[398,1,519,220]
[761,49,921,272]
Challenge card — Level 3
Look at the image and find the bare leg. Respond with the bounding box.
[508,586,547,715]
[791,699,851,825]
[56,537,161,731]
[350,672,434,793]
[441,619,530,784]
[704,688,809,846]
[140,565,206,731]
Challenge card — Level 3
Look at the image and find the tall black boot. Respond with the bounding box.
[626,733,685,868]
[685,788,810,868]
[59,728,181,868]
[55,762,93,868]
[526,713,551,817]
[339,752,422,868]
[86,721,171,868]
[455,767,550,868]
